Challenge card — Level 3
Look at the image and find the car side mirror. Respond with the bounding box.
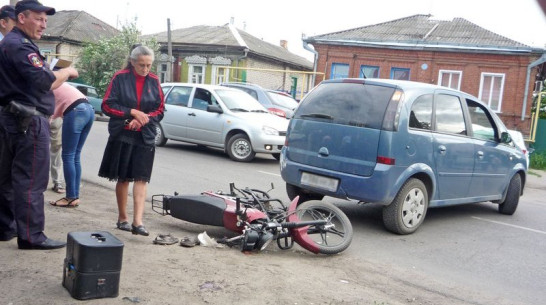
[207,105,223,114]
[500,131,511,144]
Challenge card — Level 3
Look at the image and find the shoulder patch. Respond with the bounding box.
[27,53,43,68]
[20,38,31,44]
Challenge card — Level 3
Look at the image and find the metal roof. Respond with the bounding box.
[145,24,313,70]
[43,10,119,43]
[305,14,543,54]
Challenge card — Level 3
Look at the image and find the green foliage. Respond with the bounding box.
[530,150,546,170]
[76,22,160,96]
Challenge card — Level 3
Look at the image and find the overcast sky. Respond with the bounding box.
[39,0,546,60]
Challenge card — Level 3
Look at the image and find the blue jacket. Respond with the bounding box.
[102,68,164,145]
[0,27,56,115]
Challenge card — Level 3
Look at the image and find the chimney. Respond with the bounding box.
[230,17,234,25]
[280,40,288,49]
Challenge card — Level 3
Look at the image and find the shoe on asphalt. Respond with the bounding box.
[18,238,66,250]
[131,224,149,236]
[116,221,132,232]
[153,234,179,245]
[52,183,65,193]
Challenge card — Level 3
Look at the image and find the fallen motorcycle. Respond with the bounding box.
[151,183,353,254]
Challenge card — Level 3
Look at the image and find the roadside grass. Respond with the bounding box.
[530,150,546,172]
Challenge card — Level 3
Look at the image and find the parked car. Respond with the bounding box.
[220,82,298,119]
[508,129,531,168]
[66,82,103,115]
[156,83,289,162]
[280,78,527,234]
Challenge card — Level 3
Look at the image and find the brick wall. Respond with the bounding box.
[314,44,541,134]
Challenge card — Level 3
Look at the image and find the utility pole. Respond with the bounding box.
[167,18,172,82]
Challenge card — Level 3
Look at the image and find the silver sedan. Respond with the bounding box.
[156,83,289,162]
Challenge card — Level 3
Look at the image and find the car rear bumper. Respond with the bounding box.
[280,153,402,204]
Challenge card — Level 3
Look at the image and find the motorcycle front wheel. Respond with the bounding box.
[295,200,353,255]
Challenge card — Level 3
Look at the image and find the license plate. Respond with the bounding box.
[300,172,339,192]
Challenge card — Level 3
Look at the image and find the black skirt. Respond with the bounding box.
[98,130,155,183]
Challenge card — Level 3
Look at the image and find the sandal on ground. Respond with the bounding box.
[179,236,200,248]
[116,221,132,232]
[153,234,179,245]
[49,197,79,208]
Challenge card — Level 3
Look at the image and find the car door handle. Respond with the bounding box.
[188,112,196,116]
[438,145,446,154]
[477,151,484,158]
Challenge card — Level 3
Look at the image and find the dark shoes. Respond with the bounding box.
[18,238,66,250]
[117,220,149,236]
[131,224,149,236]
[116,221,132,232]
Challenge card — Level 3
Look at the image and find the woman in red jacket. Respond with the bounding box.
[99,44,164,236]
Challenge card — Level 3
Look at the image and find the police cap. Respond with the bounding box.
[0,5,16,20]
[15,0,55,16]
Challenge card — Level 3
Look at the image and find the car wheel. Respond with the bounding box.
[154,124,167,147]
[226,134,255,162]
[286,183,324,204]
[382,178,428,235]
[498,173,521,215]
[272,153,280,160]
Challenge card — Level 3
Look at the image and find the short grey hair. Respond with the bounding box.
[130,45,154,62]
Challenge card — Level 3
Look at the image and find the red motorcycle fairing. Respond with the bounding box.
[286,197,321,254]
[202,191,268,233]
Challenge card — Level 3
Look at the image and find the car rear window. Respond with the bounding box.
[294,82,396,129]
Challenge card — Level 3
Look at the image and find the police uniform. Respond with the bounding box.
[0,26,56,246]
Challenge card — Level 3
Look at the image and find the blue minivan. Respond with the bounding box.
[280,78,526,234]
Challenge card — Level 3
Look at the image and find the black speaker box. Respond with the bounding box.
[62,231,124,300]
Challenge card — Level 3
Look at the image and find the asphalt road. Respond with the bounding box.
[81,119,546,304]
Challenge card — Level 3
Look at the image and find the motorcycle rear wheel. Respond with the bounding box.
[295,201,353,255]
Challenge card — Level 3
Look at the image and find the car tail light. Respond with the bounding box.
[377,156,395,165]
[268,108,286,118]
[382,89,404,131]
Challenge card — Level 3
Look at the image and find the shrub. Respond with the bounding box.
[530,150,546,170]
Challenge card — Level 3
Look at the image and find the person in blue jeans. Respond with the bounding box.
[49,83,94,207]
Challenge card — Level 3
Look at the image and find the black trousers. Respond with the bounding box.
[0,112,49,244]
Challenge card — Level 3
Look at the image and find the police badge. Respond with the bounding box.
[27,53,43,68]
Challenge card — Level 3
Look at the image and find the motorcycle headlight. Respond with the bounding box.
[256,232,274,251]
[241,229,260,252]
[262,126,279,136]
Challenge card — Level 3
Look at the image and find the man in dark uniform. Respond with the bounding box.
[0,5,16,40]
[0,0,78,250]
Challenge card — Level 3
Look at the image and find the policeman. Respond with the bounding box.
[0,0,78,250]
[0,5,16,40]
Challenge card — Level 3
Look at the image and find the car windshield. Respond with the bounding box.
[295,82,395,129]
[215,89,269,113]
[87,87,99,98]
[267,91,299,109]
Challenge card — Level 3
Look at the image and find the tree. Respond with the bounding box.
[76,23,160,95]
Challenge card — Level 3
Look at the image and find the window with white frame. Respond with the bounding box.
[189,65,205,84]
[479,73,505,112]
[438,70,462,90]
[331,63,349,79]
[212,66,229,85]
